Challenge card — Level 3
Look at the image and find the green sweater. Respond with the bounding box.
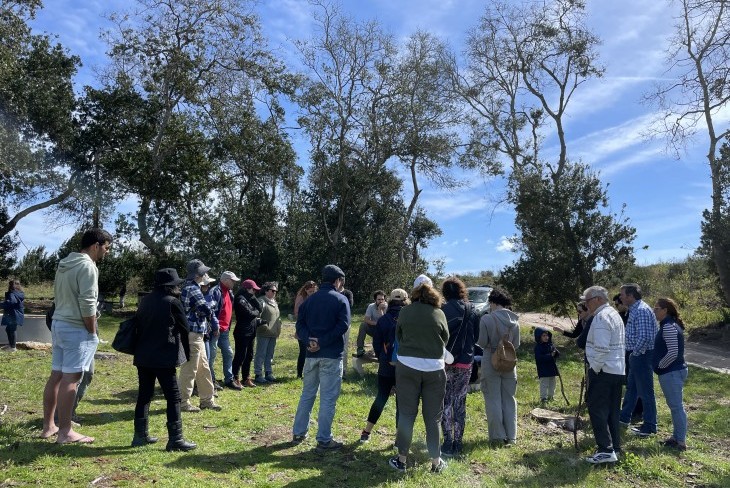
[396,301,449,359]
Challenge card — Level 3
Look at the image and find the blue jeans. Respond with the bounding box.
[620,350,657,432]
[217,330,233,383]
[206,334,218,383]
[254,336,277,376]
[658,368,688,443]
[292,357,343,443]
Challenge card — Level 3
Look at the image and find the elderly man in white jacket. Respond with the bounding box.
[582,285,626,465]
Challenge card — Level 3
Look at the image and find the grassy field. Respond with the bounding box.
[0,312,728,487]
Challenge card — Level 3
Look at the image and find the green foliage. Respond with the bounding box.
[12,245,56,285]
[0,206,19,278]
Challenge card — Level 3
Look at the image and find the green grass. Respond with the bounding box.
[0,315,728,487]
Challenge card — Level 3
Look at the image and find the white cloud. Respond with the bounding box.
[495,236,514,253]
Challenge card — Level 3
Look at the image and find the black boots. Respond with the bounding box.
[131,417,159,447]
[165,420,197,452]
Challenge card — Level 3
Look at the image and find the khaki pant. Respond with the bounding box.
[178,332,215,405]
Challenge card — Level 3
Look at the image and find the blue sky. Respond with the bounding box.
[16,0,718,275]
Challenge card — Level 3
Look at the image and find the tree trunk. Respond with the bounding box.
[0,177,76,239]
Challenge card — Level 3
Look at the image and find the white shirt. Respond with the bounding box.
[586,303,626,375]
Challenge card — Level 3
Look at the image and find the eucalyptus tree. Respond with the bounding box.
[646,0,730,304]
[0,0,80,239]
[453,0,635,309]
[101,0,290,257]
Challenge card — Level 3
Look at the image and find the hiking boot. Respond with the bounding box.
[585,450,618,464]
[431,458,447,473]
[225,379,242,391]
[388,456,406,472]
[265,374,277,383]
[200,401,222,411]
[292,434,307,444]
[180,402,200,413]
[661,438,687,451]
[213,382,224,391]
[359,431,370,443]
[316,439,343,450]
[243,378,256,388]
[254,375,268,384]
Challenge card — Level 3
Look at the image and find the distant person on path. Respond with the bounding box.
[232,279,263,388]
[254,282,282,384]
[356,290,387,358]
[476,287,521,447]
[41,228,112,443]
[178,259,221,412]
[358,288,408,443]
[533,327,560,405]
[389,274,449,474]
[440,277,479,458]
[581,285,625,464]
[132,268,196,451]
[292,265,350,451]
[209,271,240,389]
[1,279,24,352]
[652,297,688,451]
[294,281,317,378]
[619,283,658,437]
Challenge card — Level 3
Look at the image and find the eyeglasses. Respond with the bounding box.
[585,296,599,303]
[268,289,278,293]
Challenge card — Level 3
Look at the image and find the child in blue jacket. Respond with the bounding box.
[534,327,560,404]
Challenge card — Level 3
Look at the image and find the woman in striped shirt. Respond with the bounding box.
[652,298,688,451]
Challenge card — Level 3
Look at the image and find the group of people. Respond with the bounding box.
[563,284,689,464]
[4,227,689,473]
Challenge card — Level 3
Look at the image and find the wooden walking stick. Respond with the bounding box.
[557,370,570,406]
[574,372,586,451]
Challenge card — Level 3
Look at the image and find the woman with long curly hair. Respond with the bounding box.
[388,275,449,474]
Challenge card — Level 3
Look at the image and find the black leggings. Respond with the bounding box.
[232,334,255,380]
[135,366,181,423]
[367,374,398,426]
[297,340,307,377]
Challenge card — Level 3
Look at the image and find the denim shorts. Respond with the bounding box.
[51,320,99,373]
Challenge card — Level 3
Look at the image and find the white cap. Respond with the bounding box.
[413,274,433,289]
[220,270,241,282]
[200,273,216,285]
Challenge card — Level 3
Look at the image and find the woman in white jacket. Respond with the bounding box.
[476,287,521,445]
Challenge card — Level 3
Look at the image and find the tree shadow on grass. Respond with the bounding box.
[165,438,404,487]
[86,388,138,405]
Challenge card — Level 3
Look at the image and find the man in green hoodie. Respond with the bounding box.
[41,228,113,444]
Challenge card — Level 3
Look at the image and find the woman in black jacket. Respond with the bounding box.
[232,279,263,388]
[132,268,195,451]
[440,277,480,457]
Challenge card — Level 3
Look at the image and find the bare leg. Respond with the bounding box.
[41,370,63,438]
[56,372,94,444]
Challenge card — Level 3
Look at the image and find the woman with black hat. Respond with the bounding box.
[131,268,196,451]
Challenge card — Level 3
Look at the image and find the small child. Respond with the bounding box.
[534,327,560,404]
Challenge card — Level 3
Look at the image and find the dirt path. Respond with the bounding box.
[519,312,729,375]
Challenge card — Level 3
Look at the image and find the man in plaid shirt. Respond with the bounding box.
[619,283,657,436]
[178,259,222,412]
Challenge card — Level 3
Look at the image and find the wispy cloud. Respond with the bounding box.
[495,236,514,253]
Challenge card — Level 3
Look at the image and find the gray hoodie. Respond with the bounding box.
[52,252,98,327]
[477,308,521,354]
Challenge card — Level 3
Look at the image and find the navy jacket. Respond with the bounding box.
[373,305,400,377]
[441,299,480,365]
[1,290,25,327]
[534,327,560,378]
[653,317,686,375]
[296,282,350,360]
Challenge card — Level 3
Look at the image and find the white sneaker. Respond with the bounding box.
[585,451,618,464]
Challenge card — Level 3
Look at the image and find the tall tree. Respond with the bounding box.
[0,0,81,239]
[453,0,635,309]
[646,0,730,304]
[102,0,289,257]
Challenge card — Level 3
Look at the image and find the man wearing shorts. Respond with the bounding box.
[41,228,112,444]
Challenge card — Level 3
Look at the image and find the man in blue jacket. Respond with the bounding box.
[292,264,350,450]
